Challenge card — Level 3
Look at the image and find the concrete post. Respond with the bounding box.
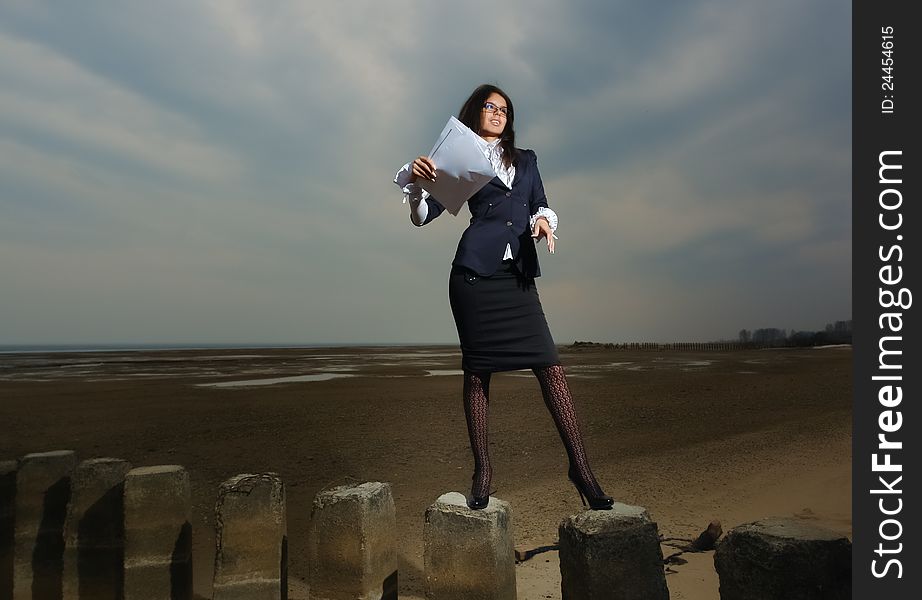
[308,481,397,600]
[13,450,76,600]
[558,503,669,600]
[714,518,852,599]
[62,458,132,600]
[1,460,17,600]
[123,465,192,600]
[423,492,516,600]
[213,473,287,600]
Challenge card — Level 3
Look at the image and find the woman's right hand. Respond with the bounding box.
[410,156,437,183]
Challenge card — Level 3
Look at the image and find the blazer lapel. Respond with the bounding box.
[486,176,506,189]
[510,156,526,188]
[511,166,524,189]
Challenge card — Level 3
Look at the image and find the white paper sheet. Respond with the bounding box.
[418,116,496,215]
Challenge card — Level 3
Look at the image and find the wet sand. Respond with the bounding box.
[0,345,852,599]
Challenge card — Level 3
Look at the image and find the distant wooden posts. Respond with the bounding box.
[569,340,769,351]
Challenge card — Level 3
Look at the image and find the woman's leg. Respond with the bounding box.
[533,364,610,500]
[463,370,493,501]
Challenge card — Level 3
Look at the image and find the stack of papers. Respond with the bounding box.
[418,116,497,215]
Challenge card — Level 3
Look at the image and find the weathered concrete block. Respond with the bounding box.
[714,518,851,600]
[62,457,132,600]
[123,465,192,600]
[423,492,516,600]
[308,481,397,600]
[1,460,17,600]
[558,503,669,600]
[213,473,287,600]
[14,450,76,600]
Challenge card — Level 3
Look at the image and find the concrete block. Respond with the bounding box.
[423,492,516,600]
[62,457,132,600]
[558,503,669,600]
[308,481,397,600]
[13,450,76,600]
[714,517,851,599]
[1,460,17,600]
[213,473,287,600]
[123,465,192,600]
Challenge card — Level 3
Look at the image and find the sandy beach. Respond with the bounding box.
[0,344,852,599]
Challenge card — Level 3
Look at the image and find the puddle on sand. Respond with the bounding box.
[196,373,356,388]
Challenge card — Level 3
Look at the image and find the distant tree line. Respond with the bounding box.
[738,320,852,347]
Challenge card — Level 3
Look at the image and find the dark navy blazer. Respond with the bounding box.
[417,148,550,278]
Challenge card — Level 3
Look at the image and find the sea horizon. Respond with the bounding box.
[0,339,852,356]
[0,341,460,354]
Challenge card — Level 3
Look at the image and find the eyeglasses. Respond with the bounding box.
[482,101,509,118]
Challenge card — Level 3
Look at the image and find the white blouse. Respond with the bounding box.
[395,139,558,260]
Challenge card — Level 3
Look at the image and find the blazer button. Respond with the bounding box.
[506,221,513,226]
[505,192,511,197]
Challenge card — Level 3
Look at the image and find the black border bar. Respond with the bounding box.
[853,0,919,596]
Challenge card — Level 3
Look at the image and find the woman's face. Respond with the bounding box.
[478,92,508,141]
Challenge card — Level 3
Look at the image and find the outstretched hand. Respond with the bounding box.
[532,217,555,254]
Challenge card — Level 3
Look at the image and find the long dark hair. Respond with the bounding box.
[458,84,517,169]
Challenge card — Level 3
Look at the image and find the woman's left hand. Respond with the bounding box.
[531,217,555,254]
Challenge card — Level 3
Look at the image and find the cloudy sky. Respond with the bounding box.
[0,0,850,346]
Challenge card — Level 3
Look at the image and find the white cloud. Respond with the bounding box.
[0,33,245,184]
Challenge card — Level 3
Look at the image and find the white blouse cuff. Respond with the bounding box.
[530,207,558,232]
[394,162,413,187]
[395,162,430,204]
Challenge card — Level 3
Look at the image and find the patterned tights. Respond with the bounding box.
[462,371,493,499]
[462,364,605,500]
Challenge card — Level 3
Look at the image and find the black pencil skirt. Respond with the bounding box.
[448,260,560,373]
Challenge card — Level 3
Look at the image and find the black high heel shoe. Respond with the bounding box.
[468,471,492,510]
[468,495,489,510]
[568,467,614,510]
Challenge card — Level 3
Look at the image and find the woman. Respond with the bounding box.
[394,84,613,510]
